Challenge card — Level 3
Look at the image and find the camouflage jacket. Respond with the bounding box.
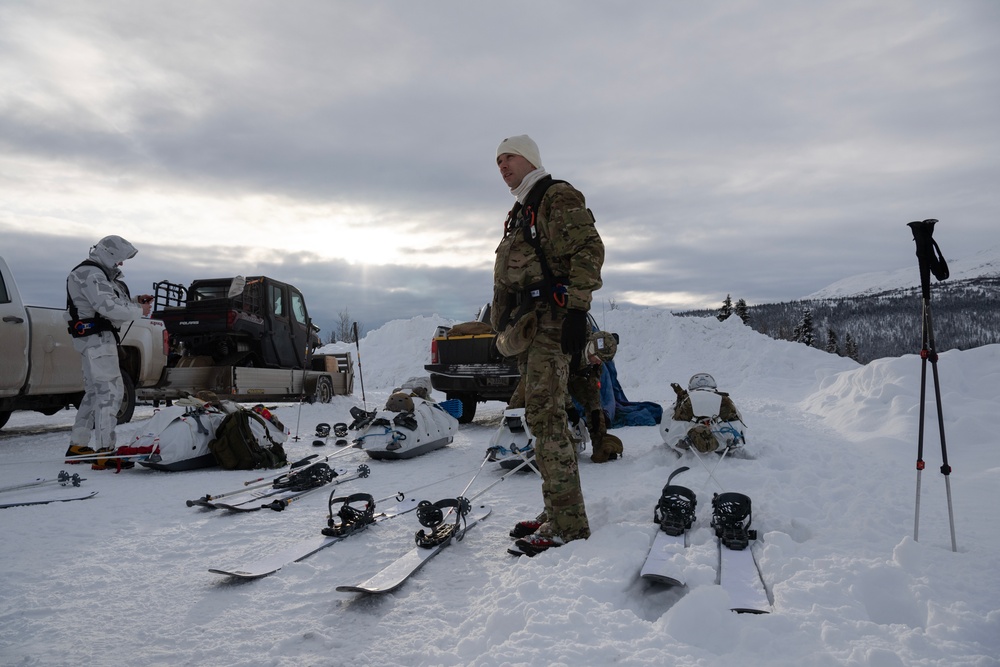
[492,180,604,329]
[66,253,142,327]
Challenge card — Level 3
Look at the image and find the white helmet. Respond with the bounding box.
[688,373,717,391]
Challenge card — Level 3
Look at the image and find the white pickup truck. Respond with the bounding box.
[0,256,169,430]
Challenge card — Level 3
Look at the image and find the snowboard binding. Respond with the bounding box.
[273,462,337,492]
[323,492,376,537]
[711,492,757,551]
[415,496,471,548]
[654,483,697,537]
[348,406,377,431]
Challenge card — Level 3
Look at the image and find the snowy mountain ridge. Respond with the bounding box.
[805,245,1000,299]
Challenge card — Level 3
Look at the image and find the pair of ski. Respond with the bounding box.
[213,457,513,589]
[209,497,491,584]
[639,466,771,614]
[0,471,98,509]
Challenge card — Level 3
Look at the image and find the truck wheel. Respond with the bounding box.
[0,410,10,430]
[314,376,334,404]
[116,370,136,424]
[457,395,477,424]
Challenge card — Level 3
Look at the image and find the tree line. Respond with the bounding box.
[681,276,1000,364]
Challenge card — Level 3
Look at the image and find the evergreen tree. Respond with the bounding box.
[845,333,860,362]
[735,298,749,324]
[825,327,839,355]
[793,308,816,347]
[718,294,733,321]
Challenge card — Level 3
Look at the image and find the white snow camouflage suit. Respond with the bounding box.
[65,236,144,450]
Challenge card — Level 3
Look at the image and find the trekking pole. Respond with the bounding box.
[0,471,85,494]
[353,322,366,410]
[688,446,728,493]
[374,465,484,506]
[906,219,957,552]
[292,367,308,442]
[468,455,533,501]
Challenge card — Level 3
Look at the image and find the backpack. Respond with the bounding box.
[209,409,288,470]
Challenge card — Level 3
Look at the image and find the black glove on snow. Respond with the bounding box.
[561,309,589,355]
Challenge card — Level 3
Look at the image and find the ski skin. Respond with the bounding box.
[0,491,99,509]
[208,497,421,579]
[336,503,491,595]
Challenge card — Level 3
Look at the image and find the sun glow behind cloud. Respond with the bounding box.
[1,157,496,270]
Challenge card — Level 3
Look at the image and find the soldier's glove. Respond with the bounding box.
[561,309,589,355]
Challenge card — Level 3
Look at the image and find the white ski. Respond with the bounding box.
[336,503,491,595]
[718,542,771,613]
[209,498,420,579]
[639,530,687,586]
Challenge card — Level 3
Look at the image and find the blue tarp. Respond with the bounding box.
[601,361,662,428]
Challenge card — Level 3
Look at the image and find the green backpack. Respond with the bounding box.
[209,409,288,470]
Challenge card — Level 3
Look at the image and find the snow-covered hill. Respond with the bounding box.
[1,308,997,667]
[805,245,1000,299]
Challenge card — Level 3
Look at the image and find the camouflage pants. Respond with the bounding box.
[516,313,590,541]
[71,332,123,449]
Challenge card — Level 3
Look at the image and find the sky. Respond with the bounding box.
[2,1,999,338]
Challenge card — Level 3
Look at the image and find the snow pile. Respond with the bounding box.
[1,307,998,667]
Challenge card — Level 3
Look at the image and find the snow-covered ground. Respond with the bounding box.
[1,308,997,667]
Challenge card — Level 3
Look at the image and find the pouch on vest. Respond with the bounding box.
[496,309,537,357]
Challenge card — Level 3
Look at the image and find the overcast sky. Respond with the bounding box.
[2,1,998,338]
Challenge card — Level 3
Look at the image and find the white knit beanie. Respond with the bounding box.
[496,134,543,169]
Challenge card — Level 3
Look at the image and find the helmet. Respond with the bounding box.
[688,373,717,391]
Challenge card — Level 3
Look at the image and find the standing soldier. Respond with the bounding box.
[492,135,605,556]
[65,236,152,465]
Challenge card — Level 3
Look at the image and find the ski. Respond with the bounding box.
[336,502,491,595]
[640,466,696,587]
[712,491,771,614]
[209,497,421,579]
[214,465,368,513]
[0,490,99,509]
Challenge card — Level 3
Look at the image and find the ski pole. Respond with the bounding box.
[688,446,728,493]
[0,471,85,494]
[353,322,366,410]
[468,455,533,502]
[266,464,369,511]
[374,465,484,506]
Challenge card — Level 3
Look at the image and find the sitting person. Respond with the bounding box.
[660,373,746,453]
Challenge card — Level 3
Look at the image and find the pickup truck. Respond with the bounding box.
[424,304,518,423]
[140,275,351,404]
[0,256,169,430]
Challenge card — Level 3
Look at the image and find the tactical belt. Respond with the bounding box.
[68,316,120,343]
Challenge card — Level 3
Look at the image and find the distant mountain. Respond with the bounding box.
[805,246,1000,299]
[680,246,1000,364]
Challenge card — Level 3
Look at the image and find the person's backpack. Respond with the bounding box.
[209,409,288,470]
